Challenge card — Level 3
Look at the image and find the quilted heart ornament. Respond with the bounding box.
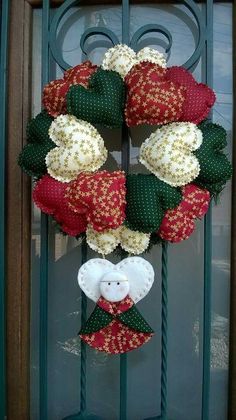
[125,174,182,233]
[158,184,210,242]
[101,44,166,78]
[140,122,202,187]
[66,170,126,232]
[166,66,216,124]
[33,175,87,236]
[42,61,98,117]
[18,111,55,178]
[125,61,186,126]
[86,225,150,255]
[66,68,126,128]
[194,123,232,195]
[45,115,107,182]
[78,257,154,354]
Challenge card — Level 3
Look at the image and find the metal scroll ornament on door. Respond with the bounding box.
[18,1,232,419]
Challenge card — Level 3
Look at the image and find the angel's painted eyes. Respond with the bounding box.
[108,282,111,285]
[117,282,120,285]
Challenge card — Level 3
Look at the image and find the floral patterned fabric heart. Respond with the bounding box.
[42,61,98,117]
[66,170,126,232]
[158,184,210,242]
[45,115,108,182]
[33,175,87,236]
[125,62,186,126]
[140,122,202,187]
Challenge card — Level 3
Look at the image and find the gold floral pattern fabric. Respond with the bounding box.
[140,122,202,187]
[45,115,107,182]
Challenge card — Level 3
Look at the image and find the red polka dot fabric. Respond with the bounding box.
[42,61,98,117]
[125,62,186,126]
[33,174,87,236]
[158,184,210,242]
[166,66,216,124]
[66,170,127,232]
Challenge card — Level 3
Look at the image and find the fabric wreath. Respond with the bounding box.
[42,61,98,117]
[158,184,210,242]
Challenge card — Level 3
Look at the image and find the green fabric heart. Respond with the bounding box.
[194,122,232,195]
[18,111,55,178]
[66,69,125,128]
[125,174,182,233]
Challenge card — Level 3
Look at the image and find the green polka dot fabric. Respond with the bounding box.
[18,111,55,178]
[125,174,182,233]
[194,122,232,195]
[79,305,113,334]
[118,305,154,333]
[66,69,125,128]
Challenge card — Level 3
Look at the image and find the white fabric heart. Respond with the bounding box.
[139,122,202,187]
[46,115,107,182]
[86,225,151,255]
[101,44,166,79]
[78,257,155,303]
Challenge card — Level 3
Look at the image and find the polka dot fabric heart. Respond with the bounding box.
[158,184,210,243]
[33,175,87,236]
[18,44,232,251]
[42,61,98,117]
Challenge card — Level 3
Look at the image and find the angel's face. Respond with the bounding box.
[99,271,130,302]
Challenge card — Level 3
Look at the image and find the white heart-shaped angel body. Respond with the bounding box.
[78,257,155,354]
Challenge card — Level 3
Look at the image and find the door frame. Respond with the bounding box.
[5,1,236,419]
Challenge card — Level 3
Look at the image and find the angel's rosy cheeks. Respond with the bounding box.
[99,271,130,302]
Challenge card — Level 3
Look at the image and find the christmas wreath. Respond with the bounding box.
[19,44,232,256]
[18,45,232,354]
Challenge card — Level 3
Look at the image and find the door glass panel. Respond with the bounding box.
[30,3,232,419]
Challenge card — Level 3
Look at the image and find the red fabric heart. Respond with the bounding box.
[158,184,210,243]
[33,175,87,236]
[42,61,98,117]
[167,66,215,124]
[124,62,186,126]
[66,170,126,232]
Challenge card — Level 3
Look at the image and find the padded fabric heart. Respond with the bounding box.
[125,174,182,233]
[101,44,166,78]
[66,69,126,128]
[45,115,107,182]
[194,123,232,195]
[18,111,55,178]
[158,184,210,242]
[125,62,186,126]
[86,225,150,255]
[140,122,202,187]
[166,66,215,124]
[33,175,87,236]
[66,170,126,232]
[42,61,98,117]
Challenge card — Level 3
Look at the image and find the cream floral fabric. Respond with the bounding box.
[101,44,166,79]
[86,225,150,256]
[46,115,107,182]
[139,122,202,187]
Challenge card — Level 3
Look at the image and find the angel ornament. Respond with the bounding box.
[78,257,155,354]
